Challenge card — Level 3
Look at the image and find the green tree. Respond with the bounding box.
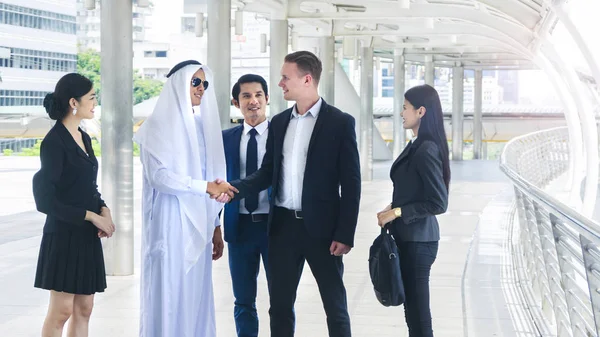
[16,138,140,157]
[77,49,163,105]
[91,138,101,156]
[77,49,102,103]
[19,140,42,156]
[133,70,163,104]
[87,138,140,157]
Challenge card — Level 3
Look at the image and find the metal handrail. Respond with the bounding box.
[500,164,600,242]
[500,126,600,337]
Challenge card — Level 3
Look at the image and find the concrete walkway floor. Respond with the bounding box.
[0,157,536,336]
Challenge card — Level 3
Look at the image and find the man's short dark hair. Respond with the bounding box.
[284,51,322,85]
[231,74,269,102]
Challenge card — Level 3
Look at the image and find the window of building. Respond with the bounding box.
[143,50,168,58]
[381,66,394,98]
[0,89,48,106]
[181,17,195,33]
[382,89,394,97]
[0,3,76,34]
[0,46,76,72]
[382,78,393,87]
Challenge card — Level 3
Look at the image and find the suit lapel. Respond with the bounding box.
[56,122,94,165]
[307,99,328,157]
[79,133,95,165]
[390,140,413,174]
[232,125,243,180]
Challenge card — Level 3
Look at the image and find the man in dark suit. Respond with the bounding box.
[222,74,271,337]
[228,51,361,337]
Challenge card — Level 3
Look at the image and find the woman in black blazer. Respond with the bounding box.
[32,73,115,337]
[377,84,450,337]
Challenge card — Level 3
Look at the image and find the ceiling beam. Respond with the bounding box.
[373,34,509,48]
[370,35,521,57]
[331,21,527,55]
[287,0,533,43]
[239,1,284,15]
[403,50,520,58]
[476,0,542,29]
[372,50,537,69]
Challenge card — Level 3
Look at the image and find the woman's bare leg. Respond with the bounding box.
[42,290,75,337]
[67,294,95,337]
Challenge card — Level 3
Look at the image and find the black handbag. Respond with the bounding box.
[368,224,405,307]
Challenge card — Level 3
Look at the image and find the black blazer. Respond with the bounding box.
[231,99,361,247]
[32,122,106,233]
[390,137,448,242]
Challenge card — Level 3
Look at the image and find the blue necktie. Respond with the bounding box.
[245,128,258,213]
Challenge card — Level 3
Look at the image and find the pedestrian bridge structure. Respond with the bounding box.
[1,0,600,336]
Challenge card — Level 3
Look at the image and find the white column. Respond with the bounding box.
[393,50,406,158]
[360,47,373,181]
[473,69,483,159]
[208,0,231,129]
[100,0,133,275]
[319,36,335,104]
[452,66,464,161]
[425,58,434,86]
[269,19,288,115]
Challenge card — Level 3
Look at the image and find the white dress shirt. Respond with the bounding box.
[239,119,270,214]
[275,97,322,210]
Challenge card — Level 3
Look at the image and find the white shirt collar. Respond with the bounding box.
[243,118,268,136]
[291,97,322,119]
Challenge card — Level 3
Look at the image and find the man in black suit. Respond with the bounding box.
[228,51,361,337]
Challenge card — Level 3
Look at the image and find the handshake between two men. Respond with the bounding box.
[206,179,239,203]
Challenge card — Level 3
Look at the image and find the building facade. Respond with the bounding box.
[134,11,270,85]
[0,0,77,111]
[76,0,150,51]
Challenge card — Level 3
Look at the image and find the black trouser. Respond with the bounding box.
[267,207,351,337]
[396,241,438,337]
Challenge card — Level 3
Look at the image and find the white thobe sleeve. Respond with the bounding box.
[141,149,208,196]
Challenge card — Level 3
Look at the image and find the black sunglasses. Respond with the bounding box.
[191,77,209,90]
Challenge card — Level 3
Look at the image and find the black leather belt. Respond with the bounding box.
[275,207,303,220]
[239,213,269,222]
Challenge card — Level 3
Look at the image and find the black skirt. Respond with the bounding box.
[34,227,107,295]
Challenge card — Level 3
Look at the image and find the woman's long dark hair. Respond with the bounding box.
[404,84,451,190]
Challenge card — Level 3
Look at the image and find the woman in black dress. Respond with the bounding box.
[377,84,450,337]
[33,73,115,337]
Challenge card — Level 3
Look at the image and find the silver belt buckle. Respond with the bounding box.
[251,214,260,222]
[294,210,303,219]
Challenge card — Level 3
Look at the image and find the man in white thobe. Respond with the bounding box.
[133,60,234,337]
